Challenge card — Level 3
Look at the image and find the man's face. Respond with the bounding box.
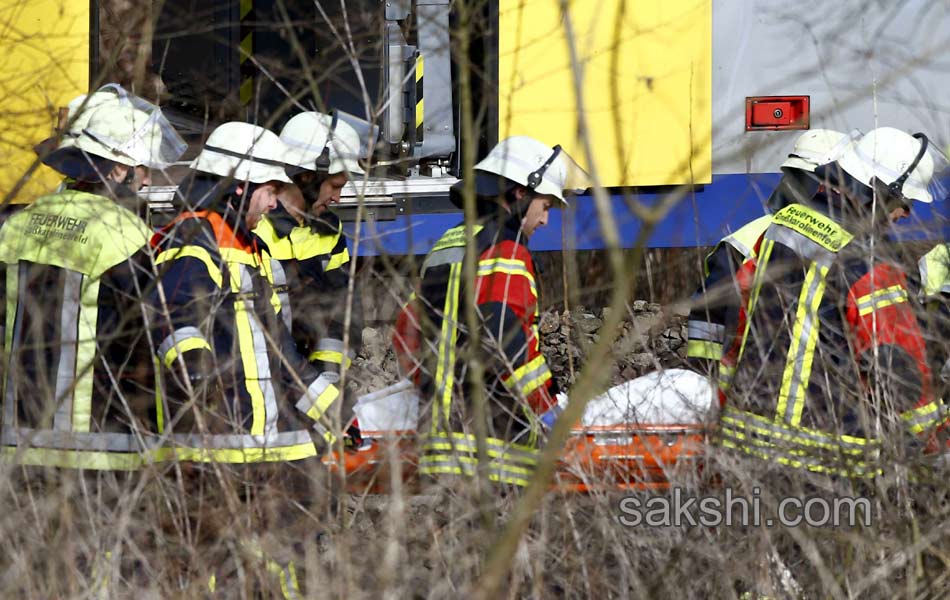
[132,166,152,191]
[311,172,349,215]
[889,204,911,223]
[521,194,556,238]
[108,164,151,192]
[245,181,282,229]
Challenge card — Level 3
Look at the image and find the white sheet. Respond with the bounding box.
[353,369,715,433]
[582,369,714,426]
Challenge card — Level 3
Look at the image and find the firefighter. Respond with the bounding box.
[253,111,365,443]
[687,129,856,394]
[718,127,946,481]
[148,121,351,461]
[393,136,579,488]
[918,243,950,404]
[0,98,184,470]
[149,121,355,598]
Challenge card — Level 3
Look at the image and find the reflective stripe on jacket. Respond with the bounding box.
[0,190,153,470]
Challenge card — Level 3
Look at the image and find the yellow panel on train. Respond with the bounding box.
[498,0,711,187]
[0,0,89,203]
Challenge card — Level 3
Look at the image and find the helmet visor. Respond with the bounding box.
[92,83,187,168]
[334,110,379,167]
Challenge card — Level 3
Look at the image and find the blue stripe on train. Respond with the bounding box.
[344,173,950,256]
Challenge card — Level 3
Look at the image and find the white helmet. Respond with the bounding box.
[280,111,364,176]
[190,122,292,184]
[63,90,124,134]
[781,129,855,173]
[62,84,185,168]
[471,136,584,205]
[71,103,165,167]
[836,127,935,204]
[41,103,166,179]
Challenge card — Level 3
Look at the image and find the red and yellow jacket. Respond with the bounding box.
[720,202,944,477]
[393,218,555,486]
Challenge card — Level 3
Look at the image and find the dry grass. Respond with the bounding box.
[2,427,950,598]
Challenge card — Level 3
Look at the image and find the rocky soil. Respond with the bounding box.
[346,301,689,398]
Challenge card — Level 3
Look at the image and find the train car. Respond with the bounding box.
[0,0,92,205]
[150,0,950,490]
[148,0,950,254]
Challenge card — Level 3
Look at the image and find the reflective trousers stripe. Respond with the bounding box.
[308,350,352,369]
[0,429,319,469]
[421,431,539,486]
[154,429,317,463]
[2,426,136,451]
[309,338,354,368]
[316,338,356,359]
[240,536,304,599]
[419,454,533,487]
[267,559,301,600]
[162,337,212,368]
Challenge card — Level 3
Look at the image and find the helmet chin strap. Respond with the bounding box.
[120,165,136,186]
[526,145,562,190]
[291,172,326,211]
[886,132,929,200]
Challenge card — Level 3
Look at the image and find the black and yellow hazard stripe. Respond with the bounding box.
[415,54,424,142]
[239,0,254,105]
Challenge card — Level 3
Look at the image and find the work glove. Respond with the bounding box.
[540,392,569,432]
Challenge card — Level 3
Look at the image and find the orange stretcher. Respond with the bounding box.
[325,370,714,493]
[321,423,708,494]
